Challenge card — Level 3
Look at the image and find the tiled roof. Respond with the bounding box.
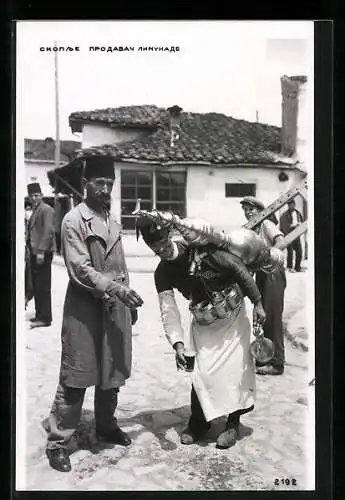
[70,106,293,166]
[69,105,165,133]
[25,138,81,162]
[288,75,308,84]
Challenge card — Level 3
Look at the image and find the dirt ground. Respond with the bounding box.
[19,263,314,491]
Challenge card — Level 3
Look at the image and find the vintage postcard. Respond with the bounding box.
[16,20,317,492]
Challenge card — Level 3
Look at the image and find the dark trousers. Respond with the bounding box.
[256,267,286,368]
[287,238,302,271]
[30,251,53,323]
[188,385,254,434]
[55,232,61,255]
[46,383,120,450]
[25,248,34,303]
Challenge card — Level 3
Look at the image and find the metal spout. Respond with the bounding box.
[132,202,232,248]
[132,203,179,229]
[133,198,142,213]
[131,201,269,266]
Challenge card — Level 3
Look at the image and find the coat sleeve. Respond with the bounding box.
[261,219,284,246]
[37,206,55,252]
[279,211,291,236]
[208,250,262,304]
[61,217,113,294]
[158,290,185,347]
[297,209,304,223]
[154,261,185,347]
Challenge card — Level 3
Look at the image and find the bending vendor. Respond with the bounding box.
[136,216,269,449]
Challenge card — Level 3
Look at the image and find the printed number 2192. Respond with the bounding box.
[274,478,297,486]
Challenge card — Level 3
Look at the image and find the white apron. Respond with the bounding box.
[189,301,256,422]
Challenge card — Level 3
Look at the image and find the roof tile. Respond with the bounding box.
[69,105,164,132]
[67,105,295,166]
[25,138,81,162]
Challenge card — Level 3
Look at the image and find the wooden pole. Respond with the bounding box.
[53,44,61,249]
[54,43,60,170]
[51,170,83,200]
[243,178,308,230]
[275,220,308,251]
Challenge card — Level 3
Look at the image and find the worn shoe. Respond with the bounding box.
[30,320,51,329]
[96,427,132,446]
[256,364,284,375]
[180,425,210,445]
[216,426,237,449]
[46,448,71,472]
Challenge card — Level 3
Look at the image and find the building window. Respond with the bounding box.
[121,170,153,229]
[120,169,187,229]
[225,183,256,198]
[156,171,186,218]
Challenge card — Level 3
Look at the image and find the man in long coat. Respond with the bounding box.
[45,162,143,472]
[25,200,34,309]
[26,183,56,327]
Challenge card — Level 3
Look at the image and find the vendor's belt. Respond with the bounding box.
[189,285,243,326]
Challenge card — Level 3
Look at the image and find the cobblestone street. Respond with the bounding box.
[20,261,314,491]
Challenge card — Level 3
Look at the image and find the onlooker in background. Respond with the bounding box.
[45,161,143,473]
[25,200,34,309]
[279,199,304,273]
[54,197,64,255]
[26,183,56,328]
[267,212,278,225]
[241,197,286,376]
[25,200,33,228]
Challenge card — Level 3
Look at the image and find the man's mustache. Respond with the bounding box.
[97,194,111,201]
[101,197,111,208]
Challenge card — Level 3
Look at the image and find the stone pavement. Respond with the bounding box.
[21,263,314,491]
[282,266,310,352]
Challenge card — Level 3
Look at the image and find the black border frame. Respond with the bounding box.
[6,18,334,500]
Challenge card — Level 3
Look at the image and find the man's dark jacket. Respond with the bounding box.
[279,208,303,236]
[27,201,56,254]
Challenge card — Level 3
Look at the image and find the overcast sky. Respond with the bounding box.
[17,21,314,141]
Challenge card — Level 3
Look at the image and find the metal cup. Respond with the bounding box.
[184,355,195,372]
[225,287,241,310]
[250,333,275,365]
[212,297,230,319]
[190,301,217,325]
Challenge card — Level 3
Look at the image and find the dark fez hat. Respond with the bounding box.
[83,157,115,180]
[135,216,170,245]
[240,196,265,211]
[27,182,42,195]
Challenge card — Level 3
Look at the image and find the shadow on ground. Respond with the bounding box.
[42,406,253,457]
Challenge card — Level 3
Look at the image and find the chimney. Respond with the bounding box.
[280,75,307,157]
[167,105,183,148]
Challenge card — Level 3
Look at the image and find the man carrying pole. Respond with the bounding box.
[134,208,283,449]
